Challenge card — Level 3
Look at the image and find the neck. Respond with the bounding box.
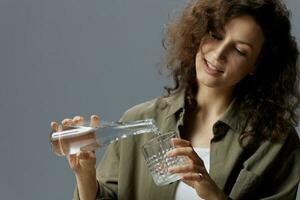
[195,85,234,118]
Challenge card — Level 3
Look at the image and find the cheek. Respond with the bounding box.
[228,59,255,79]
[195,42,210,67]
[195,49,204,69]
[199,42,210,55]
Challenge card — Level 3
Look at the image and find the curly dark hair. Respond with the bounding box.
[162,0,300,146]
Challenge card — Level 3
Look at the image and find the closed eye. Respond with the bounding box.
[235,48,247,56]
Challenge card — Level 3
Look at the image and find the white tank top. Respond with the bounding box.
[174,147,210,200]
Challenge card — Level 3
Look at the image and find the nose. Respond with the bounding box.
[212,42,227,62]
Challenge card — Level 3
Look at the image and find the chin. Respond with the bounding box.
[197,77,222,88]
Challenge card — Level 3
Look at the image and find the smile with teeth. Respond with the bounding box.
[204,59,224,74]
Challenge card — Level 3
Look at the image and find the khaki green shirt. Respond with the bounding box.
[74,92,300,200]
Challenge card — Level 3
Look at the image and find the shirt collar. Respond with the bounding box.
[165,90,241,132]
[165,90,186,118]
[219,98,240,131]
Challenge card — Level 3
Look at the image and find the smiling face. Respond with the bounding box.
[195,15,264,91]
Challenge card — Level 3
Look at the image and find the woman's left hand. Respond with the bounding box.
[167,138,228,200]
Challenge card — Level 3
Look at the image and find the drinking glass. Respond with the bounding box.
[142,131,188,186]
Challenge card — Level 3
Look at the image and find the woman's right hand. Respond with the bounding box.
[50,115,99,177]
[51,115,100,200]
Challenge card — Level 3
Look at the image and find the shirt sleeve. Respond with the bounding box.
[259,143,300,200]
[228,129,300,200]
[72,141,120,200]
[72,104,148,200]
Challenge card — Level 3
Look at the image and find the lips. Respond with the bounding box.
[203,59,224,75]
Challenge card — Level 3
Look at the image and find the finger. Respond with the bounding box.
[67,154,76,163]
[50,122,58,132]
[76,151,96,160]
[90,115,100,128]
[72,116,84,126]
[181,173,205,182]
[61,118,73,129]
[171,138,192,147]
[58,124,63,131]
[168,164,207,174]
[67,154,78,168]
[167,147,203,164]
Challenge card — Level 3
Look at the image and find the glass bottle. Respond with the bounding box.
[50,118,159,156]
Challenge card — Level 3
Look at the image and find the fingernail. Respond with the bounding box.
[73,116,81,123]
[90,115,100,127]
[62,118,72,126]
[51,122,58,129]
[58,125,63,131]
[166,151,173,157]
[170,138,175,145]
[168,167,174,172]
[91,115,100,121]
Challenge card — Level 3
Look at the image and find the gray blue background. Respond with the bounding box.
[0,0,299,199]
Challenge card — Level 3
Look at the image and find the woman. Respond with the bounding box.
[51,0,300,199]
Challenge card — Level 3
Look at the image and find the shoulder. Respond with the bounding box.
[287,126,300,143]
[248,126,300,171]
[278,125,300,151]
[263,126,299,156]
[283,126,300,155]
[253,123,300,153]
[119,97,167,123]
[240,126,300,193]
[119,92,184,123]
